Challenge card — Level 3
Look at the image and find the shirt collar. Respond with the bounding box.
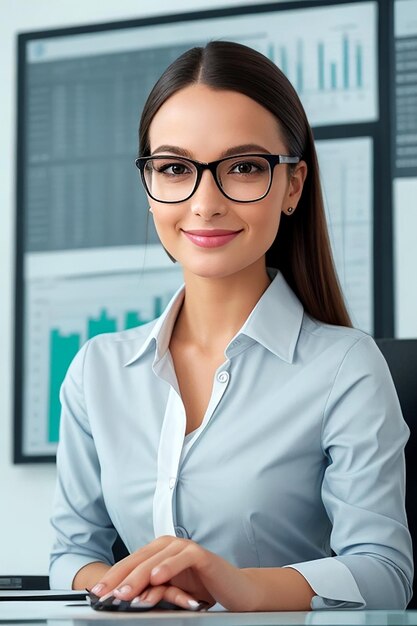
[123,284,185,367]
[123,268,304,367]
[234,268,304,363]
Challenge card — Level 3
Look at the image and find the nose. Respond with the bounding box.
[190,169,228,219]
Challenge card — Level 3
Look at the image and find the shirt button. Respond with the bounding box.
[169,477,176,489]
[217,371,229,383]
[175,525,190,539]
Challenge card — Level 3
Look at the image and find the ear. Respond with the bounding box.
[284,160,308,214]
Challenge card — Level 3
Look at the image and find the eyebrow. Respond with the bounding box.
[150,144,272,158]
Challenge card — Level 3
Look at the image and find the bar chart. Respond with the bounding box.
[23,266,183,456]
[259,3,377,124]
[211,2,378,125]
[270,36,364,95]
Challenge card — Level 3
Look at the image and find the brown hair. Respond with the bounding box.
[139,40,352,327]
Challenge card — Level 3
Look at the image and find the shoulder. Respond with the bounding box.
[300,317,405,435]
[86,320,158,349]
[299,313,381,368]
[297,314,396,403]
[299,313,376,359]
[65,320,158,381]
[302,313,369,345]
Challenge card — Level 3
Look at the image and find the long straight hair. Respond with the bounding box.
[139,41,352,327]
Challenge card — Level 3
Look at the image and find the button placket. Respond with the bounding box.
[153,387,186,538]
[180,364,231,468]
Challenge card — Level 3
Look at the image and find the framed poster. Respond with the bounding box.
[15,0,387,462]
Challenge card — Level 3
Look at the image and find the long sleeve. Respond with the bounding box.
[286,335,413,609]
[49,341,117,589]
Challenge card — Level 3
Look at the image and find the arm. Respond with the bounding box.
[284,335,413,609]
[49,341,118,589]
[242,567,314,610]
[81,535,315,610]
[73,562,111,591]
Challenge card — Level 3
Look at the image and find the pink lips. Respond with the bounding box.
[182,229,243,248]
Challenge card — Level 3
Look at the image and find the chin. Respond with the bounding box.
[182,256,263,281]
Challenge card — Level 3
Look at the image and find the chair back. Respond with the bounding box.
[376,338,417,609]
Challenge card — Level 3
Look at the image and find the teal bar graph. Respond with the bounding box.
[343,35,349,89]
[318,42,325,91]
[47,295,170,443]
[125,296,164,329]
[280,46,288,76]
[88,309,117,338]
[125,311,144,328]
[48,329,81,442]
[154,296,163,318]
[330,62,337,89]
[277,33,364,95]
[356,44,363,88]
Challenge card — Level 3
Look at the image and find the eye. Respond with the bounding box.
[228,159,267,175]
[154,160,192,176]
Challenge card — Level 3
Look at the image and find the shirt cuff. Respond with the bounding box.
[49,553,106,589]
[284,557,366,610]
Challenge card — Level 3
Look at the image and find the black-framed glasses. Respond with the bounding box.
[135,153,300,203]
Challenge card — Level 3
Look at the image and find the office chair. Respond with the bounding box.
[376,338,417,609]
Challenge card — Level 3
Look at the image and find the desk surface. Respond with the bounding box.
[0,602,417,626]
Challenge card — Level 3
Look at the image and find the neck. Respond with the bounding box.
[172,261,272,353]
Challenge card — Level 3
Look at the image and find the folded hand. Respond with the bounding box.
[90,535,258,611]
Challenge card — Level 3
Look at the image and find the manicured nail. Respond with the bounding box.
[151,566,160,577]
[131,596,154,607]
[188,600,200,610]
[188,600,210,611]
[115,585,132,596]
[112,598,121,606]
[96,590,115,603]
[91,583,104,594]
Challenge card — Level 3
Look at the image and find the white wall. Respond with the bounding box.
[0,0,310,578]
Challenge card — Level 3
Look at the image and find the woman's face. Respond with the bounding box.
[147,83,306,280]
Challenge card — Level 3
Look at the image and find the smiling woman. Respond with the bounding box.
[49,41,413,612]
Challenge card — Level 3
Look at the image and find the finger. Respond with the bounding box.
[150,544,246,610]
[92,536,183,596]
[150,542,209,586]
[161,585,212,611]
[129,584,168,608]
[111,540,187,600]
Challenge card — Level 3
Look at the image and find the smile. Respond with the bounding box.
[181,229,243,248]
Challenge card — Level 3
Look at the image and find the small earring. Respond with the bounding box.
[148,207,153,214]
[287,207,294,214]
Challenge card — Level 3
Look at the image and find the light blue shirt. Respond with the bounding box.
[49,269,413,609]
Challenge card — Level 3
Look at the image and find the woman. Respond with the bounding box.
[49,41,413,611]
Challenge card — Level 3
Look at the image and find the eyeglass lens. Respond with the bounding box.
[143,156,272,202]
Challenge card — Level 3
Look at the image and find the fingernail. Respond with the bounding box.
[96,591,115,603]
[112,598,122,606]
[115,585,132,596]
[91,583,104,594]
[151,566,160,577]
[188,600,210,611]
[188,600,200,610]
[131,596,154,607]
